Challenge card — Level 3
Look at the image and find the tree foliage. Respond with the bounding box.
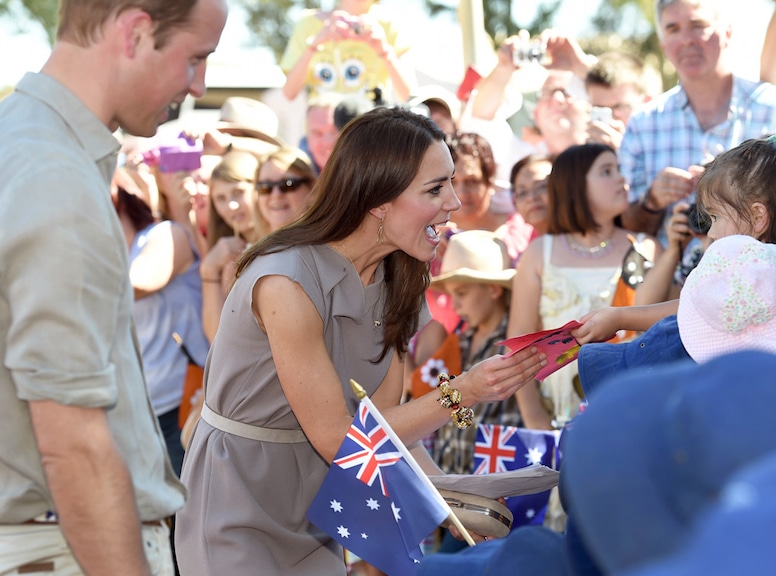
[237,0,319,60]
[2,0,673,89]
[0,0,58,45]
[588,0,678,91]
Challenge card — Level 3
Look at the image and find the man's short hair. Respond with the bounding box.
[654,0,726,31]
[585,52,648,96]
[57,0,199,48]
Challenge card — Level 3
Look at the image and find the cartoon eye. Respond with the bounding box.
[562,337,574,344]
[340,58,366,88]
[548,340,561,345]
[313,62,338,90]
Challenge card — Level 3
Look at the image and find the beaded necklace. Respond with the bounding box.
[562,233,614,259]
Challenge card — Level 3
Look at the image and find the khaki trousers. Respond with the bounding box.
[0,522,174,575]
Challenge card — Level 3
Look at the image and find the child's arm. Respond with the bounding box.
[571,300,679,345]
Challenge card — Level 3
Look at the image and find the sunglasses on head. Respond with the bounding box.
[256,178,310,195]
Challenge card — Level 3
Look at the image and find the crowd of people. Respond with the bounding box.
[3,0,776,575]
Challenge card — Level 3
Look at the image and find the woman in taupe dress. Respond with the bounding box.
[175,107,546,575]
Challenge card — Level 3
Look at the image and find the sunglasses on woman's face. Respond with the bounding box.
[255,178,310,195]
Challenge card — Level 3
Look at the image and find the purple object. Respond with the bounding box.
[157,135,203,173]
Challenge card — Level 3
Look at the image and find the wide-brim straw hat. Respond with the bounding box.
[430,230,516,292]
[216,97,285,149]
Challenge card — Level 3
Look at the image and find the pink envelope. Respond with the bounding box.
[497,320,582,381]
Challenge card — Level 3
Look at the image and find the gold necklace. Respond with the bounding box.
[337,241,383,327]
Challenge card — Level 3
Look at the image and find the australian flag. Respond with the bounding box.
[474,425,560,528]
[308,401,450,575]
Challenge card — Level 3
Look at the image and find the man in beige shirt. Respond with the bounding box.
[0,1,226,574]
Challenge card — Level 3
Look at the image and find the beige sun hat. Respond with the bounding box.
[216,97,284,148]
[430,230,516,292]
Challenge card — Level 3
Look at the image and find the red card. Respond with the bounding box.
[497,321,582,381]
[457,65,483,102]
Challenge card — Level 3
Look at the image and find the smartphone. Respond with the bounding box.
[590,106,613,124]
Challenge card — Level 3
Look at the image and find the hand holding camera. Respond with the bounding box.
[586,106,626,149]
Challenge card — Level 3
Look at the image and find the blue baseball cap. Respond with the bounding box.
[577,315,691,398]
[415,525,567,576]
[561,350,776,574]
[622,450,776,576]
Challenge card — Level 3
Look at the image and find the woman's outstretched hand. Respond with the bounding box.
[461,346,547,406]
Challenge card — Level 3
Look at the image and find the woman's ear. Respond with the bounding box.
[752,201,770,238]
[368,207,387,221]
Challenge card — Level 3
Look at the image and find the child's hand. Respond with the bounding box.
[571,308,621,345]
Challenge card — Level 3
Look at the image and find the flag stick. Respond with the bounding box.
[349,379,476,547]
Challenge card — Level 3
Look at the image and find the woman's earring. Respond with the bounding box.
[377,216,385,244]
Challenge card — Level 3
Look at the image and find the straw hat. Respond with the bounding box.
[430,230,516,292]
[216,97,284,148]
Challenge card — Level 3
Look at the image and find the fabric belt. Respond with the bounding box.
[200,403,307,443]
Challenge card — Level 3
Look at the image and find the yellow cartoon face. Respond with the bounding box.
[308,41,383,96]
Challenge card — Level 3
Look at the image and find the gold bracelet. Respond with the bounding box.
[437,373,474,430]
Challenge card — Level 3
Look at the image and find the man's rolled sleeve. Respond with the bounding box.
[2,165,127,408]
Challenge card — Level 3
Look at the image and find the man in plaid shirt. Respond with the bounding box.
[619,0,776,244]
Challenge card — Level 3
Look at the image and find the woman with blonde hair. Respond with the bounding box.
[255,146,317,237]
[199,151,262,342]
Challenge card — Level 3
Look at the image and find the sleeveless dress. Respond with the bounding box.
[538,236,621,427]
[175,244,416,576]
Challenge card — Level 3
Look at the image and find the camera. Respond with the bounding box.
[513,39,546,67]
[686,203,711,235]
[156,136,203,173]
[590,106,613,124]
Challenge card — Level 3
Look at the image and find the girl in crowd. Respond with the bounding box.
[175,107,546,575]
[200,150,262,342]
[510,154,553,237]
[508,143,661,534]
[508,143,661,431]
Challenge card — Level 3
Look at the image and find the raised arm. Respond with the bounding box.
[129,221,195,300]
[199,236,246,343]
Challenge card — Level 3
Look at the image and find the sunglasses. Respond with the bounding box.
[256,178,310,195]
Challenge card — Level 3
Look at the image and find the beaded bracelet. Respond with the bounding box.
[437,373,474,430]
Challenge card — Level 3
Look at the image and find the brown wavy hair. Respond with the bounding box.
[236,106,446,361]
